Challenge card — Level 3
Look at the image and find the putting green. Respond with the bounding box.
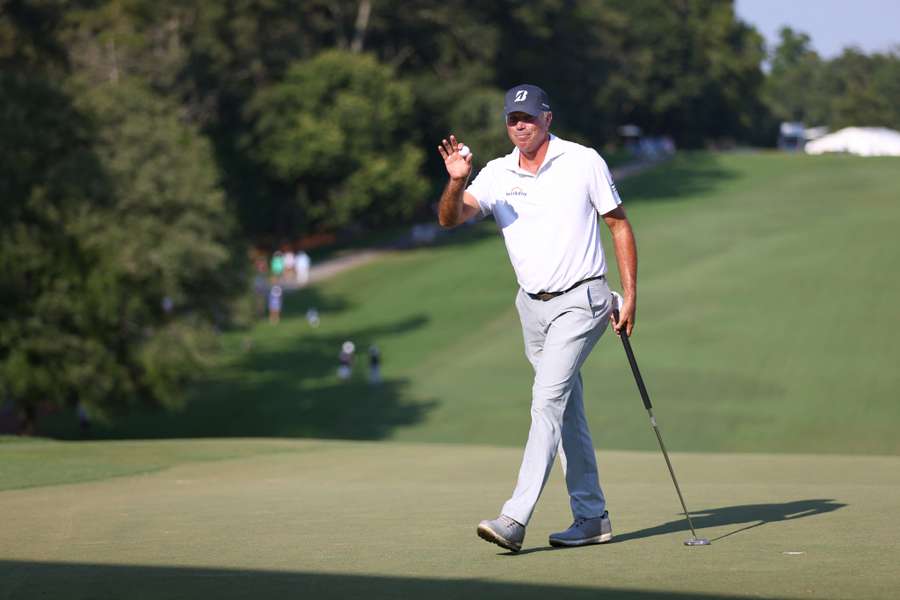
[1,439,897,599]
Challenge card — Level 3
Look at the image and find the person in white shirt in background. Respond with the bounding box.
[295,250,311,287]
[282,249,296,282]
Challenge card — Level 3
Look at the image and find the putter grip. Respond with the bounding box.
[613,310,654,411]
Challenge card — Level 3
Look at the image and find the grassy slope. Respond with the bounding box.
[39,152,900,454]
[1,439,899,599]
[398,152,900,454]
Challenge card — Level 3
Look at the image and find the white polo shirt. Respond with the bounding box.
[466,135,622,294]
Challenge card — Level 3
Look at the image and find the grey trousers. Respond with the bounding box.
[501,277,612,526]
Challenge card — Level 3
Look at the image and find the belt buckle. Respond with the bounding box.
[536,292,556,301]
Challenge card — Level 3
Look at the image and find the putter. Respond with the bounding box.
[611,292,710,547]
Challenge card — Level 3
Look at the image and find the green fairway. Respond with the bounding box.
[39,152,900,455]
[1,438,898,599]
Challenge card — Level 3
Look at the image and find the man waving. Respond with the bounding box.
[437,84,637,552]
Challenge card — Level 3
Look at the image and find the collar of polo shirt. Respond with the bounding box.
[502,134,568,176]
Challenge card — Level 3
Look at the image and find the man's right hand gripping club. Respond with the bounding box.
[610,291,636,338]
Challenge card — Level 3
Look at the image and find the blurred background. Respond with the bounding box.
[1,0,898,449]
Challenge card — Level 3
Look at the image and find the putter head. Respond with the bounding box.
[684,537,711,546]
[610,291,625,328]
[611,291,624,312]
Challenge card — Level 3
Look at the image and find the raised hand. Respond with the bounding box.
[437,134,473,181]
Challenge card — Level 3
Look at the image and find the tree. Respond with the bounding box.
[763,28,900,132]
[763,27,827,125]
[245,49,429,234]
[0,72,104,432]
[0,73,241,432]
[603,0,767,147]
[484,0,628,146]
[822,48,900,130]
[1,1,105,431]
[79,79,241,414]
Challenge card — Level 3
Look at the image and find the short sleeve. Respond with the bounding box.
[465,164,495,217]
[587,150,622,215]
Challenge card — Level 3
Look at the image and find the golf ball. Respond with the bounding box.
[459,145,471,157]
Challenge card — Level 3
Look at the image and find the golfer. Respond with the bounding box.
[436,84,637,552]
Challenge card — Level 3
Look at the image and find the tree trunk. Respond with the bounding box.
[19,404,36,436]
[351,0,373,53]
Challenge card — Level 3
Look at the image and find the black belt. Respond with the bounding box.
[526,276,605,301]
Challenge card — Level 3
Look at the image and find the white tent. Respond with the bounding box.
[805,127,900,157]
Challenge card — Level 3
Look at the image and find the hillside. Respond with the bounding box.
[40,152,900,455]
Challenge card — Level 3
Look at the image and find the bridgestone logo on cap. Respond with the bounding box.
[514,90,528,102]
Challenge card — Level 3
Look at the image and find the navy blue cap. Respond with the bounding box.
[504,84,551,117]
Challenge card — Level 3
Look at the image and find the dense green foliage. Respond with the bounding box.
[764,26,900,129]
[604,0,768,146]
[5,0,777,241]
[7,1,899,243]
[1,5,240,430]
[246,50,428,231]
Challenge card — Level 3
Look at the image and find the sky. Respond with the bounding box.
[734,0,900,58]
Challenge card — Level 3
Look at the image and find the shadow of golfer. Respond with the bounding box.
[616,498,847,543]
[506,498,846,555]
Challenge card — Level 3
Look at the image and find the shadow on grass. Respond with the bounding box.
[44,285,436,441]
[78,376,438,440]
[615,498,847,543]
[277,283,353,319]
[510,499,846,555]
[0,561,790,600]
[617,152,738,204]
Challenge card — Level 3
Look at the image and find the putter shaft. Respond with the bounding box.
[646,407,700,539]
[614,312,707,544]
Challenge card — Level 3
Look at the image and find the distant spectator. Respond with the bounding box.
[270,251,285,281]
[253,257,269,317]
[268,285,283,324]
[283,250,296,281]
[76,402,91,432]
[254,279,268,318]
[20,404,36,435]
[338,340,355,380]
[295,250,311,286]
[412,223,439,244]
[661,136,676,155]
[306,307,320,328]
[368,345,382,385]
